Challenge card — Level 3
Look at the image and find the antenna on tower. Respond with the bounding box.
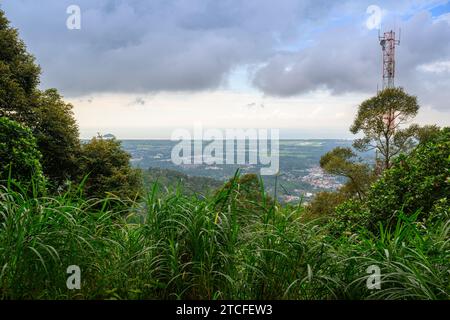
[378,28,401,134]
[379,29,400,90]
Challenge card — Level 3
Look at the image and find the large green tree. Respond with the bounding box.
[351,87,420,170]
[0,9,80,187]
[33,89,80,186]
[0,10,40,124]
[78,136,142,201]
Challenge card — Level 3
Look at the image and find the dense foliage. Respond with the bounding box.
[77,136,142,201]
[351,87,419,170]
[214,173,274,224]
[0,10,80,187]
[33,89,80,187]
[366,127,450,229]
[0,117,44,188]
[0,11,40,124]
[327,128,449,234]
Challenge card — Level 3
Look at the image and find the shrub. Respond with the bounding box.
[305,191,347,220]
[365,127,449,229]
[0,117,44,189]
[327,199,370,236]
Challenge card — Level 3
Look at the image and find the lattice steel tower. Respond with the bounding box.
[379,30,400,89]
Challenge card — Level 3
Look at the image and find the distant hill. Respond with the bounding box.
[103,133,116,139]
[142,167,223,197]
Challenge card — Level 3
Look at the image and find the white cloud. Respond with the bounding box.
[434,12,450,24]
[418,60,450,73]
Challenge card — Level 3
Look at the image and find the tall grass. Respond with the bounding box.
[0,176,448,299]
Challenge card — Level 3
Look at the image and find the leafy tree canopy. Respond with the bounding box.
[351,87,419,170]
[0,117,44,188]
[78,136,142,202]
[33,89,80,187]
[0,9,80,187]
[412,124,442,145]
[0,10,40,123]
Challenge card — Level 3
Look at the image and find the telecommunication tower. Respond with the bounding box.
[379,29,401,133]
[379,30,400,89]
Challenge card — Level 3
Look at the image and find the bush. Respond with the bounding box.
[327,199,370,236]
[365,127,449,229]
[0,117,44,189]
[305,191,347,220]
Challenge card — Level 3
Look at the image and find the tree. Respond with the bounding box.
[0,9,80,187]
[0,10,40,124]
[351,87,419,170]
[413,124,441,145]
[0,117,44,189]
[305,148,373,219]
[77,135,142,201]
[319,147,373,200]
[33,89,81,187]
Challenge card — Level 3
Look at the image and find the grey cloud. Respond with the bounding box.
[1,0,334,96]
[253,11,450,110]
[1,0,449,112]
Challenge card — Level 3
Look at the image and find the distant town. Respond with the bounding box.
[120,139,355,203]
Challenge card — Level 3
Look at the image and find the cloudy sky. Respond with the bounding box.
[1,0,450,138]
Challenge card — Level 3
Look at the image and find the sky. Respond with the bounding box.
[1,0,450,139]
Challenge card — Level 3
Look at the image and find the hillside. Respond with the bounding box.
[142,167,223,197]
